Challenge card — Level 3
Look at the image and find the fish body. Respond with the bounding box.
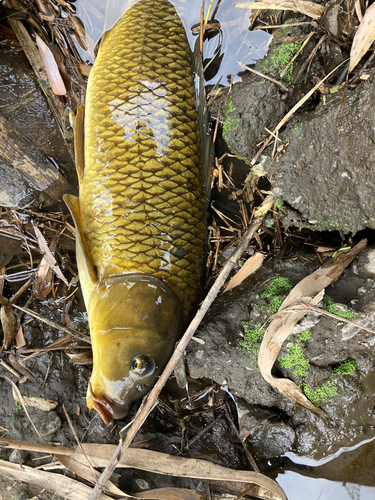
[64,0,205,423]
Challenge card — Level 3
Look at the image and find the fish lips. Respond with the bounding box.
[87,380,130,425]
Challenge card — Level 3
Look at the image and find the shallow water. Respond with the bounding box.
[73,0,270,85]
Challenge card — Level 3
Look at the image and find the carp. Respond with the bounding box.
[64,0,205,424]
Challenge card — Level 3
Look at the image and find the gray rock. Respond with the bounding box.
[8,449,29,464]
[269,79,375,234]
[187,253,375,460]
[356,247,375,279]
[40,411,61,437]
[217,77,288,163]
[0,162,34,208]
[247,421,295,458]
[13,494,28,500]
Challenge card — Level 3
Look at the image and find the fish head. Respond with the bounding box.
[86,275,182,424]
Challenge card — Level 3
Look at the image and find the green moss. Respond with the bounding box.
[323,295,356,319]
[278,329,312,381]
[238,323,266,359]
[332,358,356,375]
[261,277,293,298]
[267,295,285,315]
[302,381,338,406]
[223,96,240,142]
[297,328,313,343]
[260,41,302,85]
[279,344,310,380]
[227,97,234,113]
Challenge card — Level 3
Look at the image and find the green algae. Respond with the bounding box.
[278,329,312,381]
[332,358,357,375]
[302,381,339,406]
[223,96,240,143]
[260,41,302,85]
[261,276,293,298]
[323,295,356,319]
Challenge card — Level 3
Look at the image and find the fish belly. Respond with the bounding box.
[81,0,205,317]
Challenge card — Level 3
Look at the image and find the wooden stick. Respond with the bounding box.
[88,194,274,500]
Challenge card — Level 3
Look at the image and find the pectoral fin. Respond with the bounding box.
[64,194,97,305]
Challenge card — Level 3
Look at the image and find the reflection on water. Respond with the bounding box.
[74,0,270,84]
[277,471,375,500]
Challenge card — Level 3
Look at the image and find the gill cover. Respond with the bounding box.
[87,274,182,424]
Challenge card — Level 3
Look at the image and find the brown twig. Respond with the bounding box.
[200,0,204,54]
[88,194,274,500]
[294,34,327,84]
[187,414,224,448]
[224,404,260,473]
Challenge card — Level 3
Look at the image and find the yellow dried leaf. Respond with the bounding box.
[349,3,375,73]
[15,325,26,349]
[224,253,264,292]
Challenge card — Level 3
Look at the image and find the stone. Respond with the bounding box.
[356,247,375,279]
[247,421,296,458]
[40,411,61,437]
[269,78,375,234]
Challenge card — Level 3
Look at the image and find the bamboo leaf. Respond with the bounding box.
[0,437,287,500]
[258,240,367,414]
[235,0,324,20]
[35,35,67,95]
[349,3,375,73]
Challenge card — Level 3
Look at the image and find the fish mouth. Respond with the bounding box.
[87,381,129,425]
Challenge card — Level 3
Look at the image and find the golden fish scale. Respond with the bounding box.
[81,0,205,316]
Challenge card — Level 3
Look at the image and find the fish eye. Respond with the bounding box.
[131,355,155,376]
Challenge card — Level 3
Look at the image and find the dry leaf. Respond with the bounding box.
[0,296,17,350]
[35,35,67,95]
[7,353,35,382]
[55,454,126,497]
[32,257,53,299]
[0,437,287,500]
[135,488,202,500]
[13,394,58,411]
[14,325,26,349]
[349,3,375,73]
[258,240,367,415]
[0,460,114,500]
[0,457,202,500]
[224,253,265,292]
[32,236,58,299]
[234,0,324,19]
[33,226,68,286]
[355,0,363,22]
[78,63,92,76]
